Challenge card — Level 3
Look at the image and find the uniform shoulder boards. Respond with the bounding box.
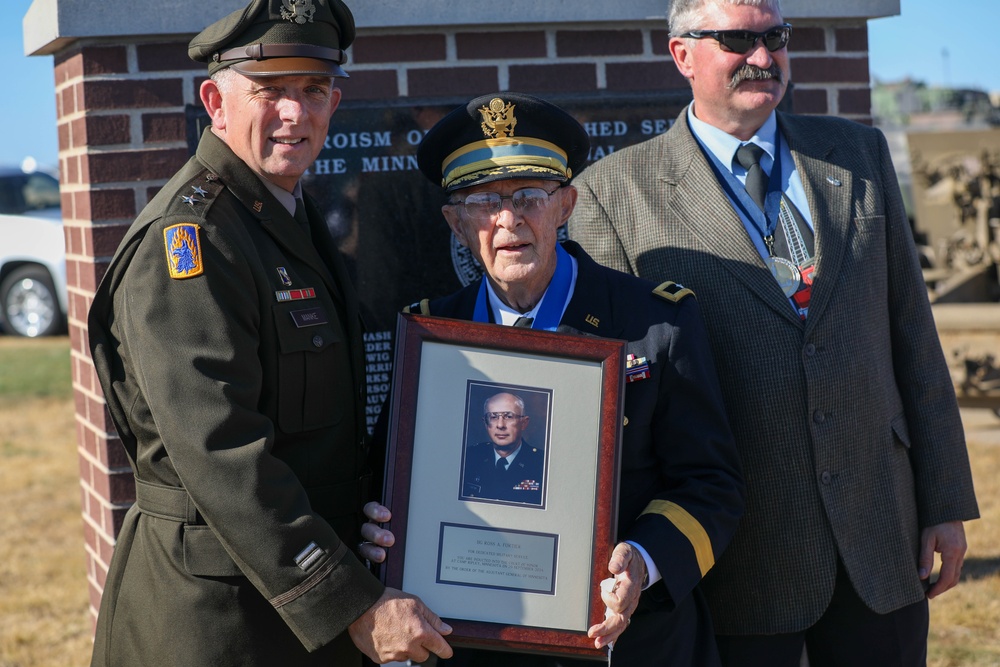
[403,298,431,315]
[652,280,694,303]
[168,169,225,220]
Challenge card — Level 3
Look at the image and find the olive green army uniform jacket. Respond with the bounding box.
[88,129,383,666]
[568,109,979,635]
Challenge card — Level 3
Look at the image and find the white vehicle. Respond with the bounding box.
[0,168,67,337]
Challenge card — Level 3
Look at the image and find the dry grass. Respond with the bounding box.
[0,336,998,666]
[928,409,1000,667]
[0,336,91,667]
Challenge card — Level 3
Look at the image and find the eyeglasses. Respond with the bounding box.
[449,187,559,221]
[679,23,791,54]
[484,411,525,424]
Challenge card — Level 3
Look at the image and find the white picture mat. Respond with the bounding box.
[401,341,604,631]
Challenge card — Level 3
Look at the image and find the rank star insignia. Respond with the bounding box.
[479,98,517,138]
[191,185,208,197]
[180,195,201,207]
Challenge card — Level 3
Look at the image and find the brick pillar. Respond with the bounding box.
[59,41,201,625]
[65,19,872,627]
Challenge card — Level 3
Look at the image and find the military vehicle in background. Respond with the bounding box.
[873,79,1000,412]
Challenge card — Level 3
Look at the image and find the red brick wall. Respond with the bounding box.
[63,20,872,625]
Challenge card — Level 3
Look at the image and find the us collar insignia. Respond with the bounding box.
[276,266,293,286]
[625,354,650,383]
[479,98,517,138]
[280,0,316,24]
[164,223,204,279]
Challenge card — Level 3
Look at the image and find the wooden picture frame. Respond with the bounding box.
[382,313,625,659]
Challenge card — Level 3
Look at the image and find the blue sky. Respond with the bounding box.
[4,0,1000,172]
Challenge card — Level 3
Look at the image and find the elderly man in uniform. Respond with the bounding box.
[399,92,745,666]
[463,391,544,504]
[86,0,453,665]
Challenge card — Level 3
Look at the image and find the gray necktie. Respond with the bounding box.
[734,143,814,261]
[512,316,534,328]
[735,143,767,211]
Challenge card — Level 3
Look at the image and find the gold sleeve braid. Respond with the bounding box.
[640,500,714,576]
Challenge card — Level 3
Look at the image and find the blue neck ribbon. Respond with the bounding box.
[707,133,784,244]
[473,243,572,331]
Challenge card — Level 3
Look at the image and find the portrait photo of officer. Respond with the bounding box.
[460,387,549,507]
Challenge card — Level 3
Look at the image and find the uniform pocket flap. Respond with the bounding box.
[272,305,342,354]
[183,525,244,577]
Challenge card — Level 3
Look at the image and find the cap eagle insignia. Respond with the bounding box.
[280,0,316,24]
[479,98,517,139]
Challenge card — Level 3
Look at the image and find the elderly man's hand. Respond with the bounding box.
[587,542,646,649]
[348,588,453,664]
[359,502,394,564]
[920,521,967,599]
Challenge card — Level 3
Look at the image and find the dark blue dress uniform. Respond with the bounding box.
[410,241,746,667]
[88,129,383,666]
[463,439,545,505]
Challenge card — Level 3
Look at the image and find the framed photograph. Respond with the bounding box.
[382,313,626,659]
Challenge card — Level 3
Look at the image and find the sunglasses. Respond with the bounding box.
[679,23,792,54]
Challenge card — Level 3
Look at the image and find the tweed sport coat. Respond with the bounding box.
[568,108,979,635]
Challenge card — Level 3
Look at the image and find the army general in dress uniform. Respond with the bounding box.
[402,92,746,666]
[87,1,452,665]
[462,391,545,505]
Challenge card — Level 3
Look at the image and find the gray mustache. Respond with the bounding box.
[729,64,783,88]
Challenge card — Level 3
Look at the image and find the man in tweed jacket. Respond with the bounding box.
[568,0,979,665]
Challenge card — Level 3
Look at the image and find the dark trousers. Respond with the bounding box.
[716,561,929,667]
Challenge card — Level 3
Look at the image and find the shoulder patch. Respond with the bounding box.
[403,298,431,315]
[652,280,694,303]
[163,223,204,279]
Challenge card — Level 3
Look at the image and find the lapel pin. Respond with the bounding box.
[826,176,842,187]
[276,267,293,287]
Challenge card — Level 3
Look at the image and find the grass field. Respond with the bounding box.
[0,336,91,667]
[0,335,998,666]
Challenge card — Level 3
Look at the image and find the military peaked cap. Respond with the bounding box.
[189,0,355,77]
[417,92,591,193]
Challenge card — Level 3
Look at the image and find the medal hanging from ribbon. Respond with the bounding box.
[719,135,815,320]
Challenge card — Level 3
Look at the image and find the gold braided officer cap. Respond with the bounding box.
[417,92,591,193]
[189,0,355,78]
